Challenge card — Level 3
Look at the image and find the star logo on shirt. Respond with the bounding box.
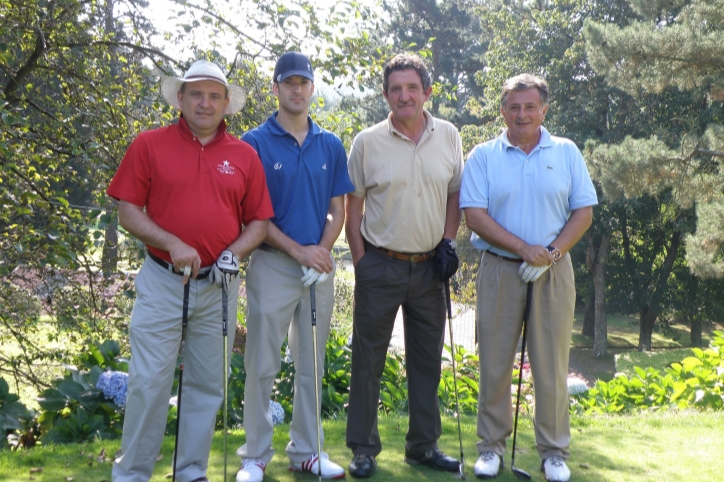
[217,160,236,175]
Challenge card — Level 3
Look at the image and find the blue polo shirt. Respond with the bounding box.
[242,112,354,245]
[460,127,598,257]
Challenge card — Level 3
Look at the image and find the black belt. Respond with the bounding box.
[485,250,522,262]
[148,251,211,279]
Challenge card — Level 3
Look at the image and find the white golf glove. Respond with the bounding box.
[209,249,240,286]
[300,253,334,287]
[518,261,551,283]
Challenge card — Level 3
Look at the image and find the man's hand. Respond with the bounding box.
[518,261,550,283]
[209,249,240,286]
[295,245,334,274]
[169,242,201,285]
[433,238,459,281]
[301,253,334,287]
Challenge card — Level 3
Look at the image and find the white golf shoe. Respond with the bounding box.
[542,455,571,482]
[289,452,346,479]
[474,451,503,479]
[236,458,265,482]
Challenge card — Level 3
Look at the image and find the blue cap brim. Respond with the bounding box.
[277,70,314,83]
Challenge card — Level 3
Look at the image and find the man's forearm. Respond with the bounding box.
[227,219,269,261]
[443,191,462,240]
[118,200,183,253]
[345,194,366,266]
[550,206,593,255]
[318,195,346,252]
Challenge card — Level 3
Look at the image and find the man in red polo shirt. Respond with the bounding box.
[107,60,273,482]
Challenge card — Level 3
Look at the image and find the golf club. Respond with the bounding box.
[511,281,534,481]
[310,283,323,482]
[172,280,191,482]
[444,279,466,480]
[221,276,230,482]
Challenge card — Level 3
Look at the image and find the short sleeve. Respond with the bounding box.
[348,134,367,198]
[460,144,490,209]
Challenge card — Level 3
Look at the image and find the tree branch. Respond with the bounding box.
[4,28,46,103]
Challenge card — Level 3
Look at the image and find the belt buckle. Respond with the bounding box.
[409,253,422,263]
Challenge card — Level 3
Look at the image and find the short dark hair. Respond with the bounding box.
[383,54,432,93]
[179,81,229,98]
[500,74,549,107]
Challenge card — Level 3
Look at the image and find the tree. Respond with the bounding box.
[584,0,724,349]
[0,0,387,398]
[383,0,487,125]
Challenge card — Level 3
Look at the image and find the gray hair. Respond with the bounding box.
[501,74,549,107]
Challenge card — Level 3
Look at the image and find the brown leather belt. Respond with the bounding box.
[369,243,435,263]
[485,250,522,263]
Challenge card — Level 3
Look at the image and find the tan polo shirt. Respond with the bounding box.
[348,110,463,253]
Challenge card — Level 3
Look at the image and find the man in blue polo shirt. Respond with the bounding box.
[460,74,597,482]
[234,52,354,482]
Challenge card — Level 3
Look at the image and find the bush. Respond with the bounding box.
[571,330,724,414]
[0,377,32,450]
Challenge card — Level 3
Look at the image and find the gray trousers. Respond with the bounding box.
[346,247,446,457]
[113,256,238,482]
[236,247,335,465]
[475,252,576,460]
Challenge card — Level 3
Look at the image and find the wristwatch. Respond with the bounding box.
[445,238,457,250]
[546,245,561,262]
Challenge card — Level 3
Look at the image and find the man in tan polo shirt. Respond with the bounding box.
[344,53,463,478]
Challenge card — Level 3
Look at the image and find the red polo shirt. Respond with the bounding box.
[107,117,274,267]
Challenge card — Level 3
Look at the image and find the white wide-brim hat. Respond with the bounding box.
[160,60,247,115]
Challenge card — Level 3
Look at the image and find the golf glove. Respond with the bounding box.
[209,249,240,286]
[518,261,550,283]
[300,253,333,287]
[433,238,459,281]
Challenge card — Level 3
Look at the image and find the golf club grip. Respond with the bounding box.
[445,279,453,319]
[221,278,228,336]
[523,282,533,322]
[310,283,317,326]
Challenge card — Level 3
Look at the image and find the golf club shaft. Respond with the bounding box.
[222,277,229,482]
[445,279,465,478]
[510,281,533,480]
[172,281,191,482]
[310,284,323,482]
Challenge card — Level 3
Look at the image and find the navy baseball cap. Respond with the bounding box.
[273,52,314,83]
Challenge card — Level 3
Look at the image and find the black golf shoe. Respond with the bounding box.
[349,453,377,478]
[405,448,461,472]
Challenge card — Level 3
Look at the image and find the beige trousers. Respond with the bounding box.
[113,256,238,482]
[236,247,335,465]
[475,252,575,461]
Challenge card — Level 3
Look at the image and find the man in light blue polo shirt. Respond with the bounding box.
[235,52,354,482]
[460,74,597,482]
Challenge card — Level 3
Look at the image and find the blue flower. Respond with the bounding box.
[97,371,129,407]
[269,400,285,425]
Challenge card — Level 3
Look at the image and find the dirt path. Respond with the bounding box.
[567,347,623,385]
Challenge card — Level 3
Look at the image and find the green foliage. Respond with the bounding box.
[571,330,724,413]
[0,377,32,450]
[439,344,479,415]
[35,340,127,445]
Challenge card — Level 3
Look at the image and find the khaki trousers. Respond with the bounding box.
[475,252,575,461]
[236,247,335,465]
[113,256,238,482]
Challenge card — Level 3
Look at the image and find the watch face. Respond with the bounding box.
[449,239,457,250]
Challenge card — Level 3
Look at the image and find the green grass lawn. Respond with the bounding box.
[3,412,723,481]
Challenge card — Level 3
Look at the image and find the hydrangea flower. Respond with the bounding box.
[97,370,129,407]
[567,376,588,396]
[269,400,285,425]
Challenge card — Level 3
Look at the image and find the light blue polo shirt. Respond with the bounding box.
[460,127,598,256]
[242,112,354,246]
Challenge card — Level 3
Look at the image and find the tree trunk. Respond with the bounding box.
[637,229,681,351]
[582,300,595,338]
[593,235,610,357]
[101,202,118,278]
[638,305,657,351]
[690,318,703,347]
